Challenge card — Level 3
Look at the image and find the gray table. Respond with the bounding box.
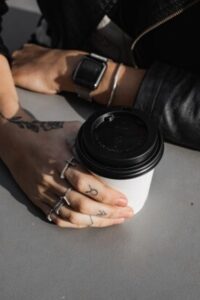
[1,88,200,300]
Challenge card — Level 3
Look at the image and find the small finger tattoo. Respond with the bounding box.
[85,184,98,197]
[96,210,107,217]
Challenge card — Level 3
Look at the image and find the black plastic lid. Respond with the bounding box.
[75,108,164,179]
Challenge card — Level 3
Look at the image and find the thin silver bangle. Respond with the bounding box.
[107,63,122,107]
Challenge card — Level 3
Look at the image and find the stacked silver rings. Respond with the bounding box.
[47,188,72,222]
[47,157,76,222]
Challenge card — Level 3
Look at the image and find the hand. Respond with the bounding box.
[0,110,133,228]
[12,44,86,95]
[12,44,146,107]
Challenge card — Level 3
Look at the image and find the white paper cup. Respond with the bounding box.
[95,170,154,214]
[76,108,164,214]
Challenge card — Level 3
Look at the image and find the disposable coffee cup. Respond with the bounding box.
[75,108,164,214]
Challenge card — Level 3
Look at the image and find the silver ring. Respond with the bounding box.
[53,187,72,215]
[60,157,77,179]
[89,215,94,227]
[53,198,66,215]
[47,208,54,222]
[61,188,72,207]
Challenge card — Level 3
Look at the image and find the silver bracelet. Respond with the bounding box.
[107,63,122,107]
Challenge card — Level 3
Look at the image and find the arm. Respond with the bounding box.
[0,54,19,119]
[0,4,133,227]
[12,44,200,150]
[0,56,133,229]
[0,1,11,62]
[0,1,18,118]
[134,62,200,151]
[12,44,145,107]
[0,55,133,228]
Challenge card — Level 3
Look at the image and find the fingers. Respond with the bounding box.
[12,49,22,58]
[23,43,44,49]
[51,181,133,220]
[64,164,128,207]
[55,205,125,228]
[31,160,133,228]
[65,189,133,219]
[12,44,45,65]
[12,43,45,57]
[38,201,86,229]
[43,172,133,220]
[40,194,125,229]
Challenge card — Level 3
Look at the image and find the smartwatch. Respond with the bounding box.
[72,53,108,102]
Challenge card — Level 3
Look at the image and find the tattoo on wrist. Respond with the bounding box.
[0,113,64,133]
[85,184,98,197]
[96,210,107,217]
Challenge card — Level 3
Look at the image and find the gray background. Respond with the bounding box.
[2,0,40,52]
[1,1,200,300]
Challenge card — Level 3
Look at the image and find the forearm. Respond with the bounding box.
[60,52,146,107]
[0,54,19,120]
[0,54,21,161]
[12,45,146,106]
[134,62,200,151]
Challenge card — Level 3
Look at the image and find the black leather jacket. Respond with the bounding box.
[1,0,200,150]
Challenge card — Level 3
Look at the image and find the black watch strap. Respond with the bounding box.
[75,85,92,102]
[73,53,108,102]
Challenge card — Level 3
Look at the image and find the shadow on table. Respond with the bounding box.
[0,160,47,222]
[62,92,106,120]
[2,6,40,52]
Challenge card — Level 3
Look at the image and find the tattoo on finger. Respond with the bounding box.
[85,184,98,197]
[96,210,107,217]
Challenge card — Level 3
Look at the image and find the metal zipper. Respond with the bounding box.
[131,0,200,67]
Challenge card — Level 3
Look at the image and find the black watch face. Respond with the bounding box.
[73,57,107,89]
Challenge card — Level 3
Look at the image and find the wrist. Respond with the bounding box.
[0,106,33,162]
[112,66,146,107]
[58,50,87,93]
[0,96,20,124]
[60,51,146,107]
[91,60,117,105]
[0,54,20,120]
[89,63,146,107]
[60,51,115,105]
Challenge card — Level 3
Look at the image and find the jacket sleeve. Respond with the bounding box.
[0,0,10,61]
[134,62,200,151]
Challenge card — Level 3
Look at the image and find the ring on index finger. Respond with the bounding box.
[60,157,77,179]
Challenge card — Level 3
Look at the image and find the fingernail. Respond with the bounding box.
[126,210,134,218]
[116,198,128,206]
[120,208,134,218]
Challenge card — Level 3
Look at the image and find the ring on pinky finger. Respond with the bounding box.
[47,209,87,229]
[38,202,87,229]
[47,208,54,222]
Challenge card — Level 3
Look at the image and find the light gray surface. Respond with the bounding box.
[1,88,200,300]
[1,1,200,300]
